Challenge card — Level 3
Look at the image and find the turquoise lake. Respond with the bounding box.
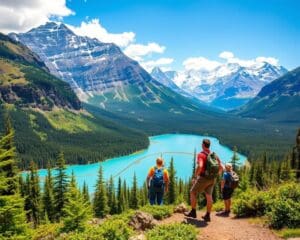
[37,134,247,191]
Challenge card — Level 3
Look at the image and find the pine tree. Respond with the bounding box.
[117,177,124,213]
[123,179,129,210]
[107,176,117,214]
[43,164,55,222]
[54,151,69,220]
[230,146,240,171]
[130,173,139,209]
[168,157,177,204]
[93,166,109,218]
[62,172,92,232]
[280,156,294,182]
[0,115,27,236]
[28,161,41,226]
[82,181,90,203]
[254,163,264,189]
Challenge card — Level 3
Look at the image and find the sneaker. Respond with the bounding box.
[201,213,211,222]
[184,209,197,218]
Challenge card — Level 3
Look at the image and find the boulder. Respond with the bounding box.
[174,203,188,213]
[129,211,157,231]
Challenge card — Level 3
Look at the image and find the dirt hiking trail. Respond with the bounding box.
[159,210,295,240]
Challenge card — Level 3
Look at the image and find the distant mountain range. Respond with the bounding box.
[235,67,300,123]
[10,22,208,118]
[151,63,287,110]
[0,32,148,168]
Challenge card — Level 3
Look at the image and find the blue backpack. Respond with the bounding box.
[152,166,164,189]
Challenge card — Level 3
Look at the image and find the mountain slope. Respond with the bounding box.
[235,67,300,122]
[10,22,211,117]
[0,32,148,168]
[167,62,287,110]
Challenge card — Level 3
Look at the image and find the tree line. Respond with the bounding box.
[0,112,299,238]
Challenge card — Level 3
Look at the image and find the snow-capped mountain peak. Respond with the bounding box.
[158,61,287,110]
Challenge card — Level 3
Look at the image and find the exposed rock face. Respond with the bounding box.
[129,211,157,231]
[10,22,159,102]
[0,84,81,110]
[174,203,188,214]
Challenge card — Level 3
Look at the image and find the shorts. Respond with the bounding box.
[222,187,234,200]
[190,176,215,195]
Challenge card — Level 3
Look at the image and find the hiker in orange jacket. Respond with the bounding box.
[146,157,169,205]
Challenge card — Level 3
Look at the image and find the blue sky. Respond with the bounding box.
[61,0,300,71]
[0,0,299,71]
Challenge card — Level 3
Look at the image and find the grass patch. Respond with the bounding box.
[0,59,27,85]
[42,109,99,133]
[29,114,47,141]
[274,228,300,239]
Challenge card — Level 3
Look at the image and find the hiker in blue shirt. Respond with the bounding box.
[218,163,237,216]
[146,158,169,205]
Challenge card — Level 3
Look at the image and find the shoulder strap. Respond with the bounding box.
[201,151,209,156]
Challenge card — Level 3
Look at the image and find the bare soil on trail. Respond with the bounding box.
[159,211,283,240]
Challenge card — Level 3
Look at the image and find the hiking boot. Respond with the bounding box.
[216,210,230,217]
[201,213,211,222]
[184,209,197,218]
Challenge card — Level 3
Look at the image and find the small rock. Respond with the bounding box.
[87,218,103,225]
[129,234,146,240]
[129,211,157,231]
[174,203,188,213]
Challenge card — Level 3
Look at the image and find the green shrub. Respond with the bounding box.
[269,199,300,229]
[212,201,224,212]
[32,223,61,240]
[98,219,134,240]
[146,223,197,240]
[268,183,300,229]
[61,219,133,240]
[233,190,273,217]
[140,205,173,220]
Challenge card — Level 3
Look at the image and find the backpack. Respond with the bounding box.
[203,152,220,179]
[152,166,164,189]
[229,171,239,189]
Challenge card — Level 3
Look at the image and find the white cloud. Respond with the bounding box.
[0,0,73,33]
[67,19,135,47]
[140,58,174,72]
[219,51,234,60]
[183,57,221,71]
[124,42,166,59]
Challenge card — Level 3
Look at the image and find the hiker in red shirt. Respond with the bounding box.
[185,139,223,221]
